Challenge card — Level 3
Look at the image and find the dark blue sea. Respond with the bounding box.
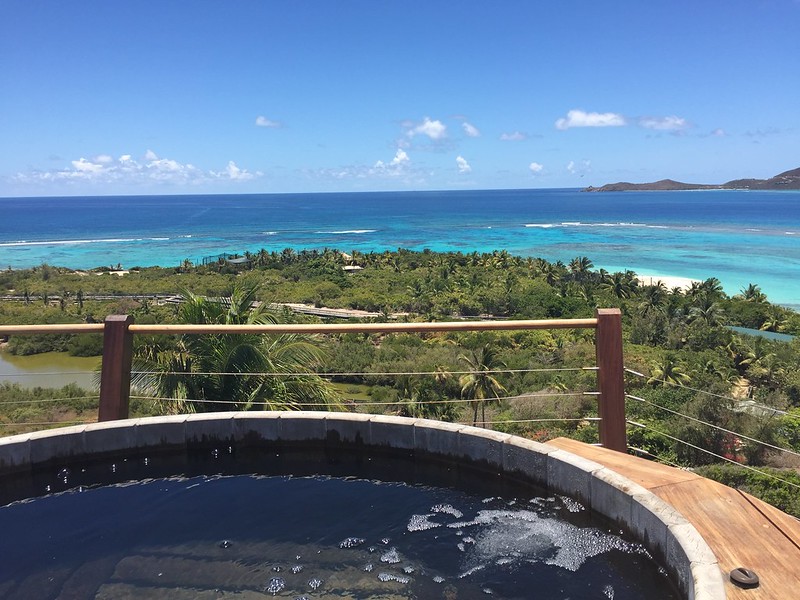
[1,189,799,307]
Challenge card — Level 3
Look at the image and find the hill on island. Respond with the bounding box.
[584,167,800,192]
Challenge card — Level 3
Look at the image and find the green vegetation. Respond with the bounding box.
[1,249,799,515]
[131,281,343,414]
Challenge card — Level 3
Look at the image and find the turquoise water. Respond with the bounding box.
[2,189,799,307]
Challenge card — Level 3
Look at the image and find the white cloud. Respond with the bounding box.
[256,115,282,128]
[309,149,429,184]
[638,115,688,131]
[406,117,447,140]
[711,128,727,137]
[529,162,544,174]
[212,161,259,181]
[500,131,527,141]
[462,122,480,137]
[372,149,412,177]
[567,159,591,175]
[456,156,472,174]
[13,150,261,187]
[71,158,104,173]
[391,149,409,165]
[555,109,627,130]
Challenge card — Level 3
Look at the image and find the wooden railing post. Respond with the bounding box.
[595,308,627,452]
[98,314,134,422]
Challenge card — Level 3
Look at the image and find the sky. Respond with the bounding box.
[1,0,798,197]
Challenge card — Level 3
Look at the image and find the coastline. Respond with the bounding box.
[2,189,800,309]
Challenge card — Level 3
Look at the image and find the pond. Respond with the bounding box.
[0,350,100,389]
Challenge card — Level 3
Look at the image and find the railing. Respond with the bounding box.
[0,308,627,452]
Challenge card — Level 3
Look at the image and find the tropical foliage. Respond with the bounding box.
[131,281,343,413]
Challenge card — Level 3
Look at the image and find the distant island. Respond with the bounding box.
[583,167,800,192]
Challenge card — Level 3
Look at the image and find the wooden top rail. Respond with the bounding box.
[127,318,598,335]
[0,324,106,335]
[0,319,598,336]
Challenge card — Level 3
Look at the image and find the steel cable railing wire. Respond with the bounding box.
[0,396,99,405]
[0,371,95,377]
[627,393,800,460]
[0,419,93,428]
[129,366,597,378]
[624,367,785,412]
[129,390,596,409]
[625,366,798,461]
[627,420,800,492]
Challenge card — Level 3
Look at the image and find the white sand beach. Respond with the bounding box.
[636,274,701,291]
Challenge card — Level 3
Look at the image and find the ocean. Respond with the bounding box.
[2,189,799,308]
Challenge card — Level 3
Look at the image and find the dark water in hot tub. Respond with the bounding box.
[0,450,679,599]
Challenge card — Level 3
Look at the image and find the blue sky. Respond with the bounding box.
[1,0,798,197]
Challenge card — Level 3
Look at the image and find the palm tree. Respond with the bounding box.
[696,277,724,302]
[568,256,594,281]
[458,343,507,427]
[638,282,667,316]
[134,281,343,414]
[601,271,634,299]
[689,295,724,326]
[648,354,691,387]
[739,283,766,303]
[759,305,787,332]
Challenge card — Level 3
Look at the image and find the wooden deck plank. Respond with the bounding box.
[547,438,800,600]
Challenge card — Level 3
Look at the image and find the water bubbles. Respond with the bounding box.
[380,547,401,564]
[338,537,366,549]
[291,564,303,574]
[377,572,410,584]
[380,537,390,545]
[218,540,232,549]
[143,457,149,467]
[111,463,116,474]
[272,564,282,572]
[603,584,615,599]
[57,467,71,484]
[402,565,415,574]
[307,577,323,590]
[264,577,285,595]
[363,563,374,572]
[293,597,309,600]
[211,449,220,459]
[558,495,585,513]
[407,514,440,532]
[432,575,445,583]
[431,504,463,518]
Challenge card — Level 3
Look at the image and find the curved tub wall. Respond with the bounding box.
[0,412,726,600]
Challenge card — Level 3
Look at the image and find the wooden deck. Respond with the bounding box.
[548,438,800,600]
